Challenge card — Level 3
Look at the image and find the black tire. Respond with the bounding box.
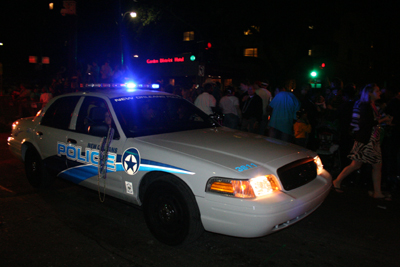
[143,177,204,246]
[25,149,54,188]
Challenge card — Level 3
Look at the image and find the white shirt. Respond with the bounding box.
[256,88,272,116]
[194,92,216,115]
[219,95,239,116]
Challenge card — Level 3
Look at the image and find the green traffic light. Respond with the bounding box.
[310,71,317,77]
[190,55,196,61]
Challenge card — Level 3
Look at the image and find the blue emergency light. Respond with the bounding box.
[126,82,137,89]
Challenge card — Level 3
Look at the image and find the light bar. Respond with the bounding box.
[79,83,160,90]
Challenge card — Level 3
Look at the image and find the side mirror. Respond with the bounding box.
[88,124,109,137]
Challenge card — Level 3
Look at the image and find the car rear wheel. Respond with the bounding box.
[25,148,54,188]
[143,177,204,245]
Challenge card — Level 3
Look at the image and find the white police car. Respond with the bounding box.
[8,83,332,245]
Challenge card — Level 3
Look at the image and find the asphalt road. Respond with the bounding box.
[1,132,399,267]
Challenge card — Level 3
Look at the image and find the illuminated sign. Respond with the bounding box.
[42,57,50,64]
[144,54,199,76]
[29,56,50,64]
[146,56,186,64]
[29,56,38,64]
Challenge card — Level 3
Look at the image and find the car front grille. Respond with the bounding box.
[277,158,317,191]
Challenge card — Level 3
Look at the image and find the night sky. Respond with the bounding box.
[1,0,399,85]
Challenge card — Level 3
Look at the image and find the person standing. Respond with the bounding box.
[293,109,311,147]
[16,83,32,117]
[332,84,393,200]
[219,86,241,129]
[39,86,53,108]
[194,82,216,115]
[91,61,100,83]
[296,83,319,150]
[268,89,300,142]
[100,61,113,83]
[240,83,263,133]
[256,81,272,135]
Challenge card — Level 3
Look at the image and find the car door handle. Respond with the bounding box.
[67,138,77,144]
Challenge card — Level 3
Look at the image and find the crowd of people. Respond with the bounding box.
[84,60,131,84]
[185,78,400,199]
[2,59,134,118]
[5,79,67,118]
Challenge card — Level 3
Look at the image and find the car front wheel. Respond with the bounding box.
[143,177,204,245]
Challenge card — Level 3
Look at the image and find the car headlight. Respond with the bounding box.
[206,175,280,199]
[12,121,18,130]
[313,155,324,175]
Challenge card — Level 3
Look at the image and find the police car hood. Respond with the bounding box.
[136,127,311,167]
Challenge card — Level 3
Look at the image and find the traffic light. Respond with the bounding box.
[203,42,214,64]
[310,71,317,77]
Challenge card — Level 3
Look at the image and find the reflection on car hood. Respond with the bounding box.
[137,127,309,167]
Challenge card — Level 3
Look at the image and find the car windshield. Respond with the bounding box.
[111,95,218,138]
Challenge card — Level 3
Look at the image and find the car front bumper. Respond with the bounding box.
[197,170,332,238]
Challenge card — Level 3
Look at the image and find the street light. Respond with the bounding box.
[119,11,137,66]
[121,11,137,19]
[126,12,137,18]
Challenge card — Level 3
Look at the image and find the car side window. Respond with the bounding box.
[76,96,119,139]
[40,96,80,130]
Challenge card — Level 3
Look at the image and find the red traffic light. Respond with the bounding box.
[205,42,212,50]
[321,62,325,68]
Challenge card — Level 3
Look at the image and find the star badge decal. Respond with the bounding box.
[122,148,140,175]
